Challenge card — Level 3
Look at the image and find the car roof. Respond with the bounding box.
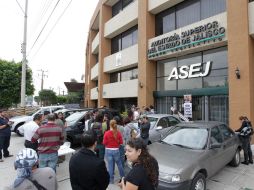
[147,114,175,118]
[176,121,226,129]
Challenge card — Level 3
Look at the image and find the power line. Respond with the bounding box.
[15,0,25,14]
[30,0,54,40]
[28,0,73,61]
[27,0,61,56]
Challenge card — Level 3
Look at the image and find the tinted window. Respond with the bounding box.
[176,0,200,28]
[112,1,122,17]
[111,26,138,54]
[201,0,226,20]
[112,0,133,17]
[177,53,202,90]
[210,126,223,144]
[155,0,226,36]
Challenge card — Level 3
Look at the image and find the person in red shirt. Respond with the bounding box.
[103,119,125,184]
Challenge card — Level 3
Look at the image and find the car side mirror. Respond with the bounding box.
[210,143,221,149]
[156,126,163,131]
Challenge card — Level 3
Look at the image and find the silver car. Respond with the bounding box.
[134,114,181,144]
[149,121,241,190]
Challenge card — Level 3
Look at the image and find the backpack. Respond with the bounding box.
[92,122,103,144]
[240,122,253,136]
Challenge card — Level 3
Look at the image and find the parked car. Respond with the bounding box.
[65,111,88,146]
[54,108,92,119]
[148,121,241,190]
[133,114,181,144]
[65,108,122,146]
[9,105,64,136]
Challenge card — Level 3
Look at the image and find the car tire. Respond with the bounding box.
[229,149,240,167]
[190,173,206,190]
[15,124,24,137]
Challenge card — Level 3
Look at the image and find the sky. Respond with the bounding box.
[0,0,99,96]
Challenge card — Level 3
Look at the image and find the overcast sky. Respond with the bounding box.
[0,0,99,96]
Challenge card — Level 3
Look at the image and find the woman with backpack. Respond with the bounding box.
[103,119,125,184]
[235,116,253,165]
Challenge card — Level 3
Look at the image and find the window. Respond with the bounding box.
[203,47,228,88]
[112,0,133,17]
[168,116,180,126]
[177,53,202,90]
[210,126,223,144]
[155,0,226,36]
[157,117,169,128]
[156,47,228,91]
[176,0,200,28]
[111,25,138,54]
[110,68,138,83]
[219,124,233,141]
[201,0,226,20]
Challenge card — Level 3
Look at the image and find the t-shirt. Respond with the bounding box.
[4,167,57,190]
[0,116,11,136]
[125,163,155,190]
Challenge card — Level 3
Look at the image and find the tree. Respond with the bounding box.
[0,59,34,108]
[56,95,67,104]
[39,89,57,106]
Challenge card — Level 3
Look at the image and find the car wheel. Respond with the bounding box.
[191,173,206,190]
[229,149,240,167]
[15,124,24,137]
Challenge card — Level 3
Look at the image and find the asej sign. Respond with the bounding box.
[148,21,226,59]
[168,61,211,81]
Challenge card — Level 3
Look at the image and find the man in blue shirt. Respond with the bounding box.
[0,109,13,162]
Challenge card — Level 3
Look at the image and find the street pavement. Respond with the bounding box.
[0,133,254,190]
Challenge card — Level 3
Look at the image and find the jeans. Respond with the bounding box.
[240,136,253,163]
[0,135,11,159]
[39,152,58,172]
[105,148,125,184]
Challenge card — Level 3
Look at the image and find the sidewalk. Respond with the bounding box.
[0,134,254,190]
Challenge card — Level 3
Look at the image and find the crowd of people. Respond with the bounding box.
[0,105,253,190]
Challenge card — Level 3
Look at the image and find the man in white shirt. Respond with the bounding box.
[18,114,43,151]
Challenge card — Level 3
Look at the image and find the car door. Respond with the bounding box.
[206,126,225,176]
[218,124,236,164]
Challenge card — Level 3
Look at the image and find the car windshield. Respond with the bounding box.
[66,111,86,126]
[147,117,158,128]
[162,127,208,149]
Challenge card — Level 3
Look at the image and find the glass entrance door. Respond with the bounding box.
[176,96,204,120]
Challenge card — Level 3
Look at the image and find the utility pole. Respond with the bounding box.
[20,0,28,109]
[38,69,48,91]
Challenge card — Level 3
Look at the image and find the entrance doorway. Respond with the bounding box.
[156,95,228,123]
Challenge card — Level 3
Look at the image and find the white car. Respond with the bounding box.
[10,105,64,136]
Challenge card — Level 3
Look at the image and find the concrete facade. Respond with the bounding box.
[84,0,254,142]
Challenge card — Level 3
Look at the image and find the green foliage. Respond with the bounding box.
[66,92,82,104]
[56,95,67,104]
[39,89,57,106]
[0,59,34,108]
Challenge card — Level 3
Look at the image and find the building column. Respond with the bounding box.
[138,0,156,108]
[227,0,254,144]
[86,30,97,108]
[98,4,111,108]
